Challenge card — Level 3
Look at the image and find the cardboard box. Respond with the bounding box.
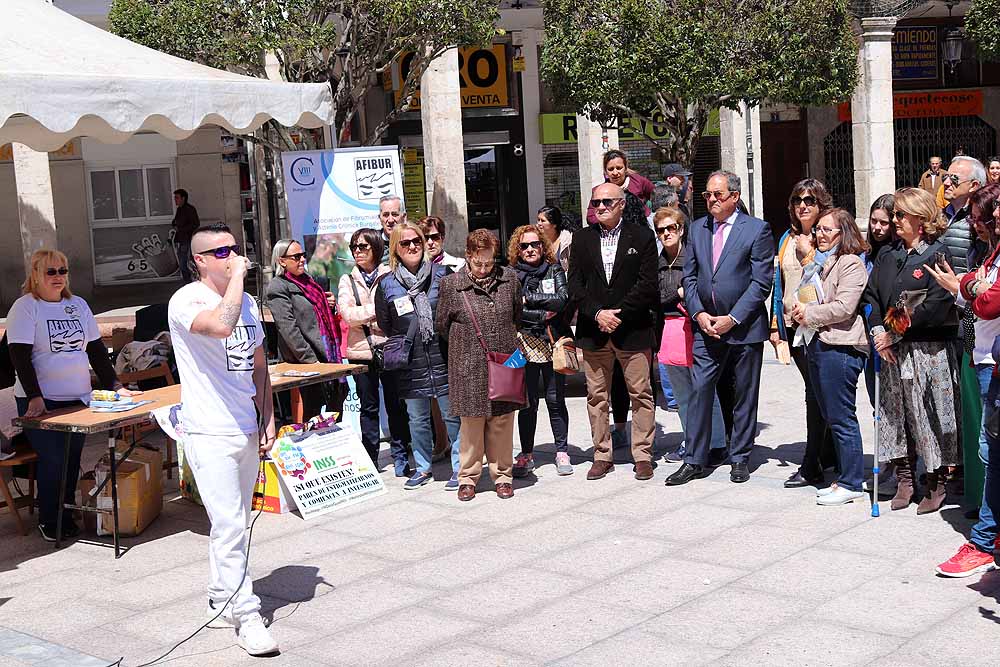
[80,443,163,536]
[253,459,296,514]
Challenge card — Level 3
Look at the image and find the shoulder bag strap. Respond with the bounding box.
[349,275,378,355]
[461,290,489,355]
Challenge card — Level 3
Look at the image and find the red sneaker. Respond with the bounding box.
[936,543,997,578]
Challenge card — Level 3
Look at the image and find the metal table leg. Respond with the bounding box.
[109,435,121,558]
[55,432,70,549]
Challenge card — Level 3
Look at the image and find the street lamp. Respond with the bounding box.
[942,0,963,75]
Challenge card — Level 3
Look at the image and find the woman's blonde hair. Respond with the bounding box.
[22,249,72,300]
[894,187,949,241]
[388,221,427,270]
[507,224,556,266]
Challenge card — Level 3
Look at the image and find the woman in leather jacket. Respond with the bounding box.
[508,224,574,477]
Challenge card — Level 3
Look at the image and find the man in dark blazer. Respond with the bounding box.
[666,170,774,486]
[172,188,201,283]
[568,182,659,481]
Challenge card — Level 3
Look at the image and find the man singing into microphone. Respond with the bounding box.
[168,223,278,656]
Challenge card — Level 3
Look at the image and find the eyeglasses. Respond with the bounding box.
[45,268,69,276]
[349,243,371,253]
[893,210,909,221]
[656,224,680,234]
[702,190,734,201]
[398,238,423,249]
[590,198,623,209]
[519,240,543,251]
[791,195,817,207]
[815,226,841,235]
[197,244,240,259]
[469,259,495,268]
[425,233,442,242]
[282,252,306,261]
[945,173,971,186]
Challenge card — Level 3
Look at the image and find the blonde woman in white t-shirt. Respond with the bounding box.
[6,249,134,543]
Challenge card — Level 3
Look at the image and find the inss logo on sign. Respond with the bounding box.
[354,157,396,201]
[290,156,315,186]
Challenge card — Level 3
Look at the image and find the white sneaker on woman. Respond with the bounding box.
[237,614,278,656]
[816,487,864,506]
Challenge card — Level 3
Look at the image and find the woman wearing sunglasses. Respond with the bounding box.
[337,228,412,476]
[419,215,466,273]
[266,238,344,421]
[772,179,838,489]
[375,222,461,490]
[863,187,960,514]
[507,224,573,478]
[7,249,136,542]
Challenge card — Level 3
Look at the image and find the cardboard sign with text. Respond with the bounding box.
[270,425,385,520]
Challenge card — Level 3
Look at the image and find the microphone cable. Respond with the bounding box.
[104,455,267,667]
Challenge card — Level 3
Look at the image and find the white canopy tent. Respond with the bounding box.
[0,0,334,274]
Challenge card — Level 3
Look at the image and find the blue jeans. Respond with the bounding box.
[806,339,865,491]
[661,363,725,450]
[982,374,1000,554]
[405,393,460,475]
[16,397,86,526]
[970,363,996,552]
[659,364,676,406]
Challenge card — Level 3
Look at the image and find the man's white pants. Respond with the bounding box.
[184,432,261,622]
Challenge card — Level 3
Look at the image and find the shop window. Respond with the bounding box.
[86,164,179,285]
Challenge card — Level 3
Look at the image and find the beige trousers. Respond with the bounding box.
[458,413,516,486]
[582,342,654,464]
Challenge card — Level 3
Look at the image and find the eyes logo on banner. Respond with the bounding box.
[354,156,397,201]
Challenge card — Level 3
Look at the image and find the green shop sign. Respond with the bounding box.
[539,111,720,145]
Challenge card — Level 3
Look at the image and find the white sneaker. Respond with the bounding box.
[237,614,278,656]
[816,484,838,497]
[816,487,865,506]
[205,599,236,629]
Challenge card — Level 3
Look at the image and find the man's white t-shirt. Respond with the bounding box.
[6,294,101,402]
[168,281,264,436]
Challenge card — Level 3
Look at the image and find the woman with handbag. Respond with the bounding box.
[507,224,574,478]
[375,222,461,490]
[337,227,412,476]
[654,208,726,462]
[266,239,346,420]
[789,209,871,506]
[436,229,524,501]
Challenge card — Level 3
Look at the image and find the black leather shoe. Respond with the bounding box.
[783,470,823,488]
[665,463,704,486]
[707,448,730,468]
[730,462,750,483]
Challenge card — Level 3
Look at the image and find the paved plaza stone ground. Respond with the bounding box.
[3,358,1000,666]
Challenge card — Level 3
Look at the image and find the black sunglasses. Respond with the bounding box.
[590,198,622,208]
[519,240,543,251]
[656,224,681,234]
[791,195,817,206]
[425,233,442,242]
[198,244,241,259]
[349,243,371,253]
[893,210,908,220]
[45,268,69,276]
[398,238,423,249]
[282,252,306,261]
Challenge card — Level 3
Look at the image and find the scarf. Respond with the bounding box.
[360,266,379,289]
[394,261,435,343]
[283,271,341,363]
[467,265,500,293]
[515,260,549,292]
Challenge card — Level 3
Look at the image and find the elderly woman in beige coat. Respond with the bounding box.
[789,208,871,506]
[435,229,523,502]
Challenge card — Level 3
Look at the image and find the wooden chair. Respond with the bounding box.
[0,441,37,536]
[118,362,177,478]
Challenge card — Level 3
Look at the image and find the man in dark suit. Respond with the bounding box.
[172,188,201,283]
[666,170,774,486]
[568,182,659,481]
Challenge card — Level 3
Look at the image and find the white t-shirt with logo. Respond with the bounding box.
[168,281,264,436]
[6,294,101,402]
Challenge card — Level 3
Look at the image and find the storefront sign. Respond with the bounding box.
[401,148,427,219]
[281,146,403,289]
[395,45,509,109]
[837,90,983,122]
[272,425,385,520]
[539,110,720,145]
[892,27,938,81]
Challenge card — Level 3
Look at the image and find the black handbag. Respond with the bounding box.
[382,315,418,371]
[350,278,384,370]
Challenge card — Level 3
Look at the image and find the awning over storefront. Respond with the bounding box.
[0,0,334,151]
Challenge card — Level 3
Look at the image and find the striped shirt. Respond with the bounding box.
[599,220,623,282]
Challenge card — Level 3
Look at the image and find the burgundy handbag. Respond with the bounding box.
[461,292,526,404]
